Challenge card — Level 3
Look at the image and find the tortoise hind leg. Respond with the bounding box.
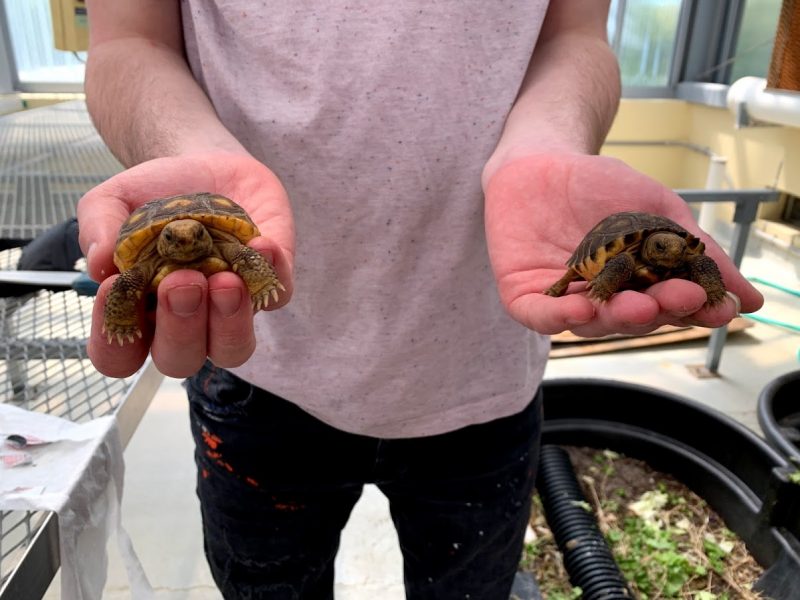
[544,269,580,297]
[103,265,151,345]
[687,254,726,306]
[587,253,635,302]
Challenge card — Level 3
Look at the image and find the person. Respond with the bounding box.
[78,1,762,598]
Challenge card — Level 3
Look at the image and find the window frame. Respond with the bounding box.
[0,0,85,94]
[620,0,747,106]
[0,0,16,94]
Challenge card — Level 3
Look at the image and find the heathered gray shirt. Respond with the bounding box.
[182,1,551,438]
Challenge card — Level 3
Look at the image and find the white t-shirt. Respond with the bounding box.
[182,0,552,437]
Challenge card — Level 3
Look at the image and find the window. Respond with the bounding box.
[608,0,683,87]
[0,0,787,94]
[729,0,782,82]
[4,0,85,88]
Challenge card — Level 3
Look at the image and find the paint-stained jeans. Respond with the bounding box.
[185,361,543,600]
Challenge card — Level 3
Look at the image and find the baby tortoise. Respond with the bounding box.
[103,192,284,344]
[544,211,726,305]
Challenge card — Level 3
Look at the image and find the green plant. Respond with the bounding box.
[546,588,583,600]
[522,447,764,599]
[611,514,706,597]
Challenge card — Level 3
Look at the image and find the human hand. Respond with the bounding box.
[78,152,294,378]
[484,153,763,337]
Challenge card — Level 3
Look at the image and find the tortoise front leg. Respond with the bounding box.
[218,242,284,310]
[587,253,635,302]
[103,265,151,345]
[686,254,726,306]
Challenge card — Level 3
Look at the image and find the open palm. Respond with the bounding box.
[484,153,762,337]
[78,152,295,377]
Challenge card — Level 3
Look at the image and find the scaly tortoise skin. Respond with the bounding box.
[544,211,726,306]
[103,192,284,344]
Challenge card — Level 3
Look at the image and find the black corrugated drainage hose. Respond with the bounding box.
[536,445,635,599]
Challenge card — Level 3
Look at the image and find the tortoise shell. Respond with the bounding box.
[567,211,704,280]
[113,193,259,272]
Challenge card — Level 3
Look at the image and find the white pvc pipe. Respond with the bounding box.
[697,155,728,235]
[727,76,800,129]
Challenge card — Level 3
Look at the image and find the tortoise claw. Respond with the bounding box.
[583,280,611,304]
[252,283,284,312]
[586,291,611,304]
[103,323,142,345]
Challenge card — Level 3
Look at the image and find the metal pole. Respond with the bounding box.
[704,218,752,373]
[702,198,760,374]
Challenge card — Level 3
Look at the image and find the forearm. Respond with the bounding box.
[86,39,247,167]
[482,4,620,187]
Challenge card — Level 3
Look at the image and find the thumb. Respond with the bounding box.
[77,186,130,282]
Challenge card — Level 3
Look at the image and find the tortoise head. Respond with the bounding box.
[641,231,687,269]
[157,219,214,262]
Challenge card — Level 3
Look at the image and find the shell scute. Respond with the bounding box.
[567,211,696,278]
[113,193,259,271]
[544,211,725,306]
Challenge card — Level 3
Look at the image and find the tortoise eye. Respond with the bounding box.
[195,227,206,240]
[163,229,174,242]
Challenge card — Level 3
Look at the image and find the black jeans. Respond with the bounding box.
[185,361,543,600]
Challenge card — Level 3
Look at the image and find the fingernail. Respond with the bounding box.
[87,243,104,277]
[726,291,741,315]
[167,285,203,316]
[210,288,242,317]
